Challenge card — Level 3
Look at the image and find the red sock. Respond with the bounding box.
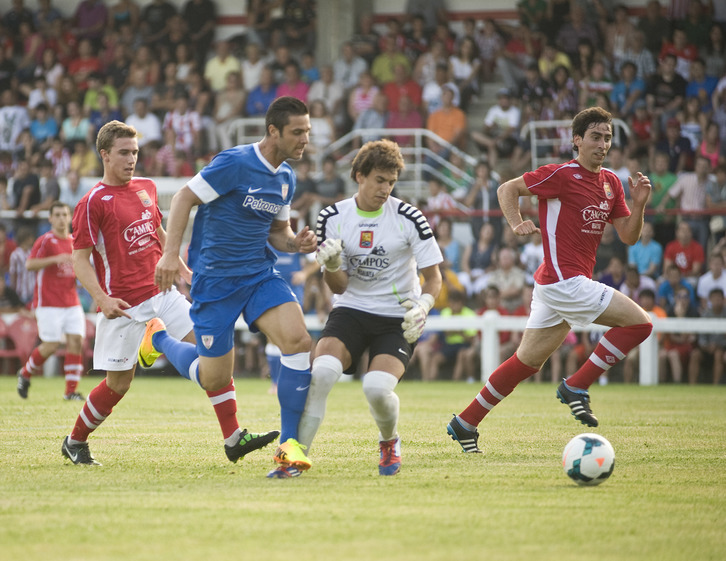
[460,353,539,426]
[70,378,124,442]
[64,353,83,395]
[566,323,653,390]
[206,380,240,440]
[21,348,46,378]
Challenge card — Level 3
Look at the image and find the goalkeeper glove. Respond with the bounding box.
[400,293,435,343]
[316,238,343,272]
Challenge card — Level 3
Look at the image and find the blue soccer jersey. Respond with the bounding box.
[186,143,296,277]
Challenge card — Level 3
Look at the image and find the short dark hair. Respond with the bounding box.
[265,96,309,136]
[49,200,70,215]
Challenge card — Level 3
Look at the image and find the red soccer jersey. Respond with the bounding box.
[30,231,80,308]
[663,239,705,276]
[72,178,163,307]
[524,160,631,284]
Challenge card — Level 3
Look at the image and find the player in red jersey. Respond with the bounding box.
[447,107,654,453]
[61,120,278,466]
[16,202,86,401]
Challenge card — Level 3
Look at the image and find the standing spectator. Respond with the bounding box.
[646,53,688,133]
[8,227,35,306]
[448,36,480,112]
[182,0,217,68]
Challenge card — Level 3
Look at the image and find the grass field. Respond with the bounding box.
[1,375,724,561]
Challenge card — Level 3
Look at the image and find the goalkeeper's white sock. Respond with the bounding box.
[362,370,400,442]
[297,355,343,449]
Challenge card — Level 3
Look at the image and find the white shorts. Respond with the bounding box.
[36,306,86,342]
[93,288,193,372]
[527,276,614,329]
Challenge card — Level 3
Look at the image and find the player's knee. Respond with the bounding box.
[362,370,398,405]
[628,322,653,344]
[311,355,342,393]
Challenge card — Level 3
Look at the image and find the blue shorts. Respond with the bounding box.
[190,269,299,357]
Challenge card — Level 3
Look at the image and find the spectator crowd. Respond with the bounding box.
[0,0,725,384]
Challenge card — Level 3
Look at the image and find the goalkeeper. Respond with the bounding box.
[296,139,442,477]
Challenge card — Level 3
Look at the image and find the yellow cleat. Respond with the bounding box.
[273,438,312,471]
[138,318,166,368]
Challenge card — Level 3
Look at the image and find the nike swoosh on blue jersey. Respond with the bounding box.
[249,187,262,193]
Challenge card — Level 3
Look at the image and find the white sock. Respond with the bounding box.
[297,355,343,449]
[362,370,399,442]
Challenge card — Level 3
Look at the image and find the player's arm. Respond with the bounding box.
[268,219,317,254]
[72,247,131,319]
[419,263,443,304]
[497,176,540,236]
[156,225,192,286]
[156,185,202,292]
[26,253,72,271]
[612,172,652,246]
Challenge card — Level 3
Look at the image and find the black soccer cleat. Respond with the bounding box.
[447,414,483,453]
[556,380,599,427]
[17,370,30,399]
[63,392,85,401]
[62,436,102,466]
[224,429,280,463]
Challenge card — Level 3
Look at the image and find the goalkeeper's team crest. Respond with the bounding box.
[360,231,373,248]
[136,189,153,207]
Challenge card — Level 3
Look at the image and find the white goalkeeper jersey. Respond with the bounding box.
[316,195,443,318]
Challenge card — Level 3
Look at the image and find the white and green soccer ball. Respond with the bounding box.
[562,433,615,486]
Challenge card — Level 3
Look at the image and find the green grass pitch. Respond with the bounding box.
[1,376,724,561]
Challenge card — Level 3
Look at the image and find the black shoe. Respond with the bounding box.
[556,380,599,427]
[446,414,483,453]
[62,436,102,466]
[224,429,280,463]
[17,370,29,399]
[63,392,85,401]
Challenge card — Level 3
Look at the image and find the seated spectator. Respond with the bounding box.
[657,264,696,310]
[610,61,645,118]
[29,103,58,153]
[386,94,423,149]
[211,70,246,152]
[240,42,266,93]
[686,58,718,113]
[426,85,467,157]
[276,62,310,102]
[352,92,387,148]
[89,92,123,137]
[204,39,241,93]
[658,156,714,250]
[382,63,422,113]
[459,221,498,298]
[414,289,478,382]
[619,263,657,305]
[618,30,656,82]
[0,274,26,314]
[578,59,613,110]
[371,34,410,85]
[290,157,318,227]
[648,151,678,244]
[82,72,119,115]
[663,221,706,284]
[307,65,345,123]
[26,75,58,113]
[151,60,188,119]
[424,178,463,231]
[44,137,71,178]
[519,230,544,285]
[11,158,41,219]
[688,288,726,384]
[31,158,61,219]
[701,23,726,79]
[413,39,448,88]
[433,217,462,273]
[162,91,202,158]
[623,287,666,383]
[301,51,320,91]
[696,252,726,310]
[347,70,379,127]
[8,227,35,306]
[124,97,162,148]
[594,223,628,278]
[650,118,691,174]
[659,285,699,383]
[245,66,278,117]
[59,169,89,210]
[659,27,698,81]
[676,96,706,153]
[120,67,154,118]
[699,122,721,171]
[69,139,101,177]
[646,54,687,134]
[421,61,459,117]
[628,221,663,278]
[463,159,501,241]
[486,247,526,312]
[471,87,521,170]
[448,36,480,112]
[307,99,336,154]
[313,156,346,207]
[66,38,102,92]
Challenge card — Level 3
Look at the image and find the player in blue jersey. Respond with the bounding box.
[139,97,318,477]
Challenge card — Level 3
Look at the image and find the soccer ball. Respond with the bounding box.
[562,433,615,486]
